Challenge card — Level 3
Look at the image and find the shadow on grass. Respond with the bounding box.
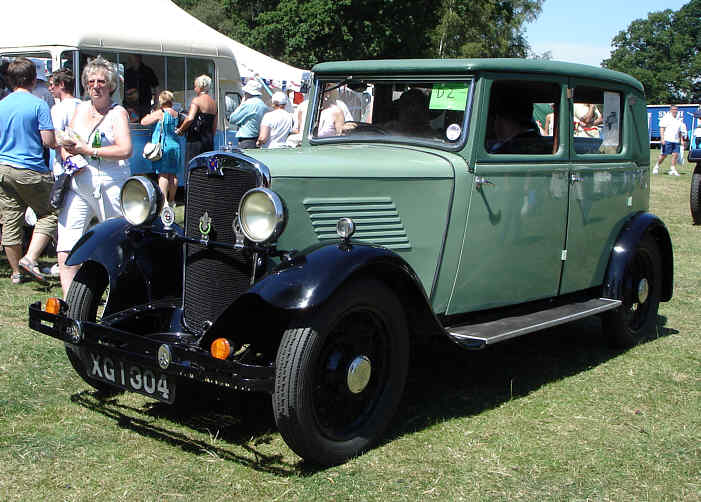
[70,314,676,475]
[71,390,296,475]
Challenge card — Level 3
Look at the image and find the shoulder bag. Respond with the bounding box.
[143,112,165,161]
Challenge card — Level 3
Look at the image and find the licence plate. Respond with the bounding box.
[86,351,176,403]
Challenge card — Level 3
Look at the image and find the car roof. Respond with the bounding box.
[312,58,644,92]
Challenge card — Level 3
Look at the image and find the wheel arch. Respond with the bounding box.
[603,211,673,302]
[65,218,183,316]
[210,243,442,348]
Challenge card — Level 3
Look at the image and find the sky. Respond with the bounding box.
[525,0,690,67]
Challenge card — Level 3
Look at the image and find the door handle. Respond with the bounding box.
[570,173,584,184]
[475,176,496,189]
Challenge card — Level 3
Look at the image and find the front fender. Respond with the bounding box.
[66,217,183,315]
[603,212,673,302]
[250,242,427,310]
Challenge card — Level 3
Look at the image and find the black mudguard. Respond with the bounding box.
[249,242,428,310]
[603,212,673,302]
[66,218,183,316]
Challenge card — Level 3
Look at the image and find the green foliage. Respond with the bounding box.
[430,0,544,58]
[173,0,543,68]
[603,0,700,104]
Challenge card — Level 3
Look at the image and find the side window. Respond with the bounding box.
[573,86,622,155]
[485,80,561,155]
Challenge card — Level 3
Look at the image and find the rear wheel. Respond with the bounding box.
[602,234,662,348]
[273,278,409,465]
[690,167,701,225]
[64,265,122,396]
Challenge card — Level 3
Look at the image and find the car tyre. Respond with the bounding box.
[602,234,662,348]
[273,277,409,465]
[690,167,701,225]
[64,266,122,396]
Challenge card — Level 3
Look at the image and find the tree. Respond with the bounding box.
[173,0,544,68]
[430,0,543,58]
[603,0,700,104]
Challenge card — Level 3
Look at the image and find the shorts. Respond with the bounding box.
[0,164,58,246]
[662,142,680,155]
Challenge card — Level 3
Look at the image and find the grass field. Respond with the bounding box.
[0,152,698,501]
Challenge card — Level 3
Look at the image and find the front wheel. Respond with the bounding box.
[602,234,662,348]
[690,167,701,225]
[64,265,122,396]
[273,278,409,465]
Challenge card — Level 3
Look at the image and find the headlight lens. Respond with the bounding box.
[120,176,160,226]
[238,188,285,243]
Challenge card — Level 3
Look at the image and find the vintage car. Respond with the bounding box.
[29,59,673,466]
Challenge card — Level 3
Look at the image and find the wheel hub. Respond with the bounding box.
[346,355,372,394]
[637,277,649,304]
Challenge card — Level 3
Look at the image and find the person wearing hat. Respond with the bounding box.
[257,91,293,149]
[229,79,269,149]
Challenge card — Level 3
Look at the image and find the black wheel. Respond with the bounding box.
[690,167,701,225]
[64,265,122,396]
[602,234,662,348]
[273,278,409,465]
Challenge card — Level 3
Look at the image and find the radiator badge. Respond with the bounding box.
[199,211,212,243]
[207,156,224,177]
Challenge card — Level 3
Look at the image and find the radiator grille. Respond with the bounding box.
[184,166,258,335]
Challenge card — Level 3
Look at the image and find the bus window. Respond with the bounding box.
[167,56,186,114]
[186,57,216,104]
[121,52,164,120]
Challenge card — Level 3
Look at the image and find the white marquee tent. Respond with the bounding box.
[1,0,307,88]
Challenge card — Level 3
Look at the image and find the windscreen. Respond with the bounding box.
[310,78,472,147]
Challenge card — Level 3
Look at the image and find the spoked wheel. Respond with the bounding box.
[602,234,662,348]
[690,167,701,224]
[64,264,122,396]
[273,278,409,465]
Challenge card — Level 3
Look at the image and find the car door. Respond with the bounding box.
[559,81,645,294]
[447,76,569,314]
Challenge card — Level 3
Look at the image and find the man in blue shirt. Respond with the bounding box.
[229,79,269,149]
[0,57,58,284]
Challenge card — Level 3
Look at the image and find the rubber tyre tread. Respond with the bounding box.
[64,267,122,396]
[690,169,701,225]
[602,234,662,348]
[273,278,409,466]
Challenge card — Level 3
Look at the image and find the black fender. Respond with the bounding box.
[603,212,673,302]
[251,242,426,309]
[208,242,442,346]
[66,217,183,316]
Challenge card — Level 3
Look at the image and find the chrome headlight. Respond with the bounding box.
[120,176,161,226]
[237,188,285,243]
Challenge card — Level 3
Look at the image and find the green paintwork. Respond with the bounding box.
[243,59,650,317]
[249,145,463,301]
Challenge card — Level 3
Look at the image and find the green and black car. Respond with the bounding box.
[29,59,673,465]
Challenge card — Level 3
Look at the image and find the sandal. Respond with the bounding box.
[11,273,23,285]
[18,256,48,284]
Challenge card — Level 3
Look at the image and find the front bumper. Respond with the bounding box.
[28,301,275,394]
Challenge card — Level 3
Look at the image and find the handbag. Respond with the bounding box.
[49,172,71,211]
[143,113,165,161]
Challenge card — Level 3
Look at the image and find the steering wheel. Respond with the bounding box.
[343,121,388,135]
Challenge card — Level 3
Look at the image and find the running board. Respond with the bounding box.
[445,298,622,350]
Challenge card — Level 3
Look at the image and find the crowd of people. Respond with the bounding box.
[0,55,223,293]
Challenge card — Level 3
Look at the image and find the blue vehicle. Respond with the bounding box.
[647,103,699,147]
